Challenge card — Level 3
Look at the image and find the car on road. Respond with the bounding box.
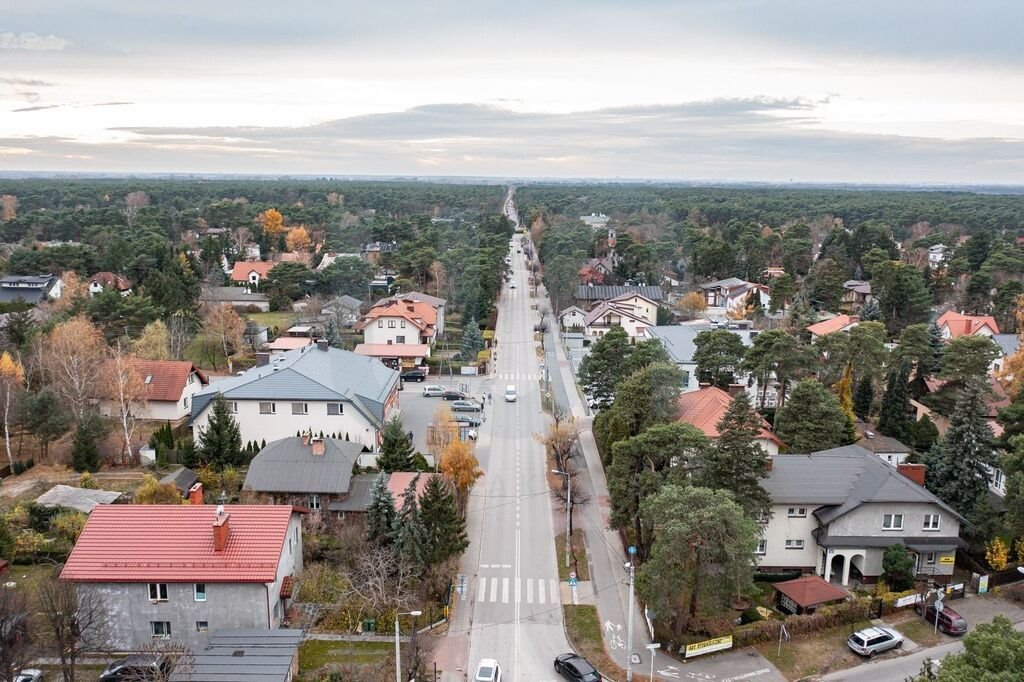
[473,658,502,682]
[423,385,446,397]
[442,389,467,400]
[401,367,427,382]
[553,653,600,682]
[915,602,968,635]
[451,400,481,412]
[100,654,172,681]
[510,281,517,289]
[504,384,517,402]
[453,414,482,427]
[13,671,43,682]
[847,626,904,658]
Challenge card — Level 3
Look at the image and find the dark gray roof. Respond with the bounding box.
[243,437,362,495]
[854,431,911,455]
[0,274,58,304]
[200,286,270,303]
[993,333,1020,358]
[699,277,748,290]
[381,290,446,307]
[327,473,384,512]
[171,629,302,682]
[191,345,399,428]
[160,467,198,494]
[574,285,664,302]
[764,445,966,524]
[647,324,757,365]
[815,531,966,552]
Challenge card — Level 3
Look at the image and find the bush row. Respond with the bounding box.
[732,597,873,647]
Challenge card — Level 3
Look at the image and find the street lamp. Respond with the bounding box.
[394,610,422,682]
[646,643,661,681]
[552,468,572,569]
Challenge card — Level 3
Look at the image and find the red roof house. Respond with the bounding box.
[806,315,860,340]
[98,360,208,422]
[773,574,849,614]
[387,472,439,511]
[230,261,276,286]
[936,311,999,339]
[677,386,784,454]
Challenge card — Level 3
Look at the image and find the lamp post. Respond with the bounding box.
[646,643,661,682]
[552,468,572,568]
[395,609,422,682]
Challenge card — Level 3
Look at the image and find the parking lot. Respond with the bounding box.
[398,374,496,458]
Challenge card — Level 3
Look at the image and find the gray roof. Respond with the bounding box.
[243,437,363,495]
[327,473,384,512]
[191,345,399,428]
[854,429,911,455]
[160,467,198,494]
[575,285,664,302]
[200,286,270,303]
[993,333,1020,358]
[699,277,748,291]
[763,445,966,524]
[325,294,363,312]
[814,531,966,552]
[381,290,446,307]
[647,324,757,365]
[35,485,121,513]
[171,629,302,682]
[0,274,59,304]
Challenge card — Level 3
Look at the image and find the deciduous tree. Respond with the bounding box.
[45,316,106,425]
[935,615,1024,679]
[0,353,24,470]
[674,291,707,320]
[135,474,186,504]
[38,570,112,682]
[202,304,245,367]
[106,344,148,465]
[882,544,915,591]
[132,319,171,360]
[438,439,483,514]
[259,207,286,236]
[285,225,312,252]
[774,378,850,452]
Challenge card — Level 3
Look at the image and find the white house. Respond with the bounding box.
[928,244,949,268]
[699,278,770,312]
[353,297,438,352]
[677,385,784,455]
[935,311,999,339]
[97,360,209,422]
[377,291,447,334]
[582,296,656,341]
[991,333,1020,374]
[190,342,400,450]
[230,261,276,288]
[0,274,63,304]
[559,306,587,330]
[88,272,132,297]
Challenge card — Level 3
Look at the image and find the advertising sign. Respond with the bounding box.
[685,635,733,658]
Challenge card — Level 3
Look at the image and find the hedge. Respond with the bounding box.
[753,571,801,583]
[732,597,872,647]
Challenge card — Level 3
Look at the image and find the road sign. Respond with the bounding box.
[568,576,578,587]
[628,545,636,555]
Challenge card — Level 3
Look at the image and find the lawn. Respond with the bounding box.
[755,619,874,680]
[563,605,626,681]
[889,610,949,648]
[299,639,394,670]
[556,530,590,581]
[246,310,299,332]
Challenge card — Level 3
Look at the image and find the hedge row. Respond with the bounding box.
[753,571,801,583]
[733,597,873,647]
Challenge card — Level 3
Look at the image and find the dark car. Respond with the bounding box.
[442,389,467,400]
[453,414,482,427]
[100,654,172,681]
[401,368,427,382]
[916,603,969,635]
[553,653,600,682]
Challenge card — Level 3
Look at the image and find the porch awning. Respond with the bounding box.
[815,533,967,551]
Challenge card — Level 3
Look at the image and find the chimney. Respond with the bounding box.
[897,463,926,487]
[765,457,773,473]
[213,510,230,552]
[727,383,744,397]
[188,482,204,505]
[256,352,271,366]
[301,430,310,446]
[316,339,329,351]
[698,382,712,388]
[311,437,325,456]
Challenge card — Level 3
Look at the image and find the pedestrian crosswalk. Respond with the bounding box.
[496,372,538,381]
[475,576,560,605]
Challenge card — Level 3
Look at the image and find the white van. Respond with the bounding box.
[504,384,518,402]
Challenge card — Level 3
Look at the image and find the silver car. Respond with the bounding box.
[847,626,903,657]
[451,400,481,412]
[422,385,445,397]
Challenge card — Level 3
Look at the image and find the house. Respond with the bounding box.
[991,333,1020,373]
[322,295,364,327]
[773,575,849,615]
[378,291,446,333]
[807,315,860,341]
[559,306,587,331]
[60,504,304,651]
[317,252,363,271]
[354,343,430,369]
[582,294,658,341]
[160,467,199,498]
[200,286,271,312]
[928,244,949,268]
[387,471,439,510]
[230,261,276,288]
[354,298,438,352]
[362,241,398,264]
[763,267,786,279]
[676,385,784,455]
[758,445,966,586]
[841,281,872,309]
[242,435,364,512]
[170,628,302,682]
[579,213,610,228]
[266,336,313,353]
[935,311,999,339]
[35,485,121,514]
[191,342,400,450]
[699,278,770,311]
[0,274,62,304]
[578,258,615,285]
[88,272,132,297]
[574,285,663,311]
[96,360,209,422]
[243,322,270,350]
[327,473,386,516]
[854,424,912,466]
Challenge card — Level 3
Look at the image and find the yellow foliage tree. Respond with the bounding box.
[54,270,89,311]
[1015,537,1024,565]
[259,208,286,236]
[0,195,17,222]
[132,320,171,360]
[427,403,459,461]
[0,351,25,469]
[438,439,483,513]
[986,536,1009,570]
[135,474,185,504]
[674,291,707,320]
[285,225,311,252]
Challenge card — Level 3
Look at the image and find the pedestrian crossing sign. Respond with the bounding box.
[568,576,578,587]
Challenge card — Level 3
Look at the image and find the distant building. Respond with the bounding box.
[0,274,62,304]
[928,244,949,268]
[806,315,860,341]
[841,280,872,309]
[316,252,362,271]
[88,272,132,297]
[579,213,610,228]
[574,284,663,311]
[200,286,271,312]
[230,261,276,288]
[699,278,770,312]
[935,311,999,339]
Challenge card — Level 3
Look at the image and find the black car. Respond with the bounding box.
[442,389,467,400]
[453,414,482,427]
[553,653,600,682]
[401,368,427,382]
[100,654,172,681]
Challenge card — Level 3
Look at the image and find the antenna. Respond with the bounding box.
[215,504,225,516]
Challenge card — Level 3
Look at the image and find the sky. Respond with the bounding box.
[1,0,1023,183]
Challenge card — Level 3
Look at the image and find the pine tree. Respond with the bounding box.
[836,363,858,444]
[325,318,344,349]
[377,416,415,473]
[199,395,243,469]
[366,474,396,545]
[858,298,881,321]
[70,415,102,473]
[696,392,771,521]
[927,321,945,376]
[460,317,484,361]
[419,476,468,566]
[774,379,848,453]
[878,361,912,441]
[853,375,874,420]
[393,475,427,572]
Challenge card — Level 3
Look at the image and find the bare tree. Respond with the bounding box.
[44,317,106,425]
[346,546,417,616]
[167,313,198,361]
[121,191,150,230]
[120,640,195,682]
[0,586,34,682]
[37,576,112,682]
[202,304,245,370]
[534,410,580,474]
[106,343,147,466]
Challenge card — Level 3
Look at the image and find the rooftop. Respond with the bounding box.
[160,467,198,494]
[266,336,314,351]
[34,485,121,514]
[327,473,384,513]
[243,436,363,495]
[647,324,758,365]
[676,386,782,446]
[127,359,208,402]
[170,629,302,682]
[200,286,271,303]
[807,315,859,337]
[936,311,999,338]
[774,575,849,608]
[388,472,439,511]
[574,284,663,301]
[230,261,276,282]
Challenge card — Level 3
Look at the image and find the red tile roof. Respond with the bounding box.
[230,261,276,282]
[773,574,849,608]
[89,271,132,291]
[806,315,859,337]
[387,472,439,511]
[354,299,438,332]
[936,311,999,338]
[60,505,295,583]
[677,386,783,446]
[129,360,207,403]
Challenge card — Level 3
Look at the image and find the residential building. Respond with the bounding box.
[88,272,132,297]
[160,467,199,498]
[558,306,587,331]
[759,445,965,586]
[34,485,121,514]
[266,336,313,353]
[991,333,1020,373]
[841,280,872,309]
[230,261,276,288]
[354,343,430,369]
[676,385,784,455]
[806,314,860,342]
[60,504,304,651]
[573,284,663,311]
[322,294,364,328]
[362,240,398,264]
[201,286,271,312]
[190,342,400,450]
[95,360,209,422]
[243,321,270,349]
[935,311,999,339]
[170,629,302,682]
[928,244,949,268]
[773,575,849,615]
[242,435,364,511]
[579,213,610,228]
[699,278,770,311]
[578,257,615,285]
[316,252,363,271]
[0,274,63,304]
[354,298,438,353]
[378,291,446,333]
[854,425,912,466]
[581,293,658,341]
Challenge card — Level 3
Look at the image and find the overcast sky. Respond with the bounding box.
[1,1,1023,183]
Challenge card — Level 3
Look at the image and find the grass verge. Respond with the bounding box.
[755,619,874,679]
[299,639,394,670]
[888,610,949,648]
[563,605,626,681]
[245,310,299,331]
[556,529,591,581]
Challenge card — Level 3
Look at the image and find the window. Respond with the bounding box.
[148,583,168,601]
[182,396,190,408]
[187,373,195,385]
[151,621,171,639]
[925,552,936,566]
[755,540,766,555]
[309,495,321,510]
[194,584,206,602]
[377,320,383,328]
[196,621,209,633]
[787,507,807,518]
[784,539,804,550]
[259,402,276,415]
[401,320,406,328]
[327,403,343,415]
[388,320,396,328]
[883,514,904,530]
[227,401,238,413]
[291,402,308,415]
[396,335,406,344]
[923,514,940,531]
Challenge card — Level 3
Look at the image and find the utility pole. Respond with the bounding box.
[552,468,572,568]
[394,610,421,682]
[626,545,636,681]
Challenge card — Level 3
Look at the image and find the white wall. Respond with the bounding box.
[758,504,820,570]
[363,316,432,348]
[828,502,961,540]
[560,309,586,329]
[267,513,304,628]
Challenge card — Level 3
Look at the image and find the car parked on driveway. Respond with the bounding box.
[13,671,43,682]
[401,367,427,382]
[442,389,467,400]
[452,400,481,412]
[847,626,904,658]
[916,602,969,635]
[423,385,446,397]
[553,653,600,682]
[100,654,172,681]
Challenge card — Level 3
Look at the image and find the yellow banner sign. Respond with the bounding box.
[939,555,955,565]
[685,635,734,658]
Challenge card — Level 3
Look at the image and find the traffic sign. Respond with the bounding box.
[628,545,636,555]
[568,576,578,587]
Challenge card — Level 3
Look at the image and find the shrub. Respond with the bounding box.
[296,563,348,604]
[740,607,764,624]
[987,537,1010,570]
[753,571,802,583]
[13,529,46,560]
[78,472,98,489]
[51,511,88,544]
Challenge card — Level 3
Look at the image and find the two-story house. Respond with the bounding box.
[841,281,872,310]
[230,261,276,289]
[573,284,664,312]
[97,360,209,422]
[699,278,770,312]
[582,294,657,341]
[0,274,63,304]
[928,244,949,268]
[378,291,446,333]
[677,385,784,455]
[935,311,999,339]
[60,504,304,651]
[354,298,437,347]
[88,272,132,297]
[190,342,399,450]
[759,445,966,586]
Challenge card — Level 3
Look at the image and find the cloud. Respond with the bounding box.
[0,76,55,87]
[11,100,133,113]
[92,101,132,107]
[11,104,62,113]
[0,32,72,51]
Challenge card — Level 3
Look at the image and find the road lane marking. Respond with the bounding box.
[550,579,559,604]
[489,577,497,602]
[478,577,486,602]
[537,580,546,604]
[527,578,533,603]
[502,577,509,603]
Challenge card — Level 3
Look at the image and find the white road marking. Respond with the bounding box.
[489,577,498,602]
[515,578,521,603]
[478,577,487,602]
[502,577,510,603]
[537,580,546,604]
[550,579,559,604]
[526,578,533,603]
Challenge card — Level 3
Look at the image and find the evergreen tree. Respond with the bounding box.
[836,363,858,444]
[858,298,881,321]
[578,326,633,407]
[693,329,747,389]
[907,414,939,452]
[393,475,427,572]
[325,318,344,349]
[198,394,243,469]
[366,474,396,545]
[460,317,484,361]
[696,393,771,522]
[882,544,916,591]
[377,416,415,473]
[419,476,468,566]
[774,379,848,453]
[0,518,13,560]
[878,361,912,441]
[853,375,874,420]
[70,414,103,472]
[923,378,997,518]
[927,321,945,376]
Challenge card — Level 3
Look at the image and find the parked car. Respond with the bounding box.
[453,414,482,427]
[401,368,427,382]
[553,653,600,682]
[847,626,904,658]
[473,658,502,682]
[916,603,968,635]
[100,654,172,681]
[13,671,43,682]
[442,389,467,400]
[510,282,517,289]
[423,385,446,397]
[452,400,481,412]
